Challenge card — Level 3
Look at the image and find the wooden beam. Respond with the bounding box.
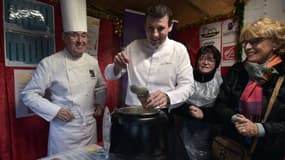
[186,0,211,17]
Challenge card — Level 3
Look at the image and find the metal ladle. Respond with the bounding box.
[126,63,150,108]
[130,85,150,108]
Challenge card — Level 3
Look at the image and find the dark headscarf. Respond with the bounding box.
[194,45,221,82]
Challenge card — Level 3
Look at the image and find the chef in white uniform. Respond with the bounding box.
[21,0,107,155]
[104,3,194,110]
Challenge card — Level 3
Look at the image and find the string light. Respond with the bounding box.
[234,0,246,62]
[86,8,123,37]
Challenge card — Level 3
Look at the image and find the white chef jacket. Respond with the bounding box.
[186,72,223,107]
[21,49,107,155]
[105,38,194,109]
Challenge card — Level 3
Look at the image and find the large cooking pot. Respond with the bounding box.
[109,107,169,160]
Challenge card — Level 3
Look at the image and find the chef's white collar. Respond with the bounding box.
[147,37,169,50]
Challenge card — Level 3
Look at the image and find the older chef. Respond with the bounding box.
[21,0,107,156]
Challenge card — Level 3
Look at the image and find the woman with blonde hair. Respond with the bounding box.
[212,17,285,160]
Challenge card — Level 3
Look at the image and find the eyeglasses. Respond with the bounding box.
[241,37,266,47]
[198,56,215,63]
[65,32,88,40]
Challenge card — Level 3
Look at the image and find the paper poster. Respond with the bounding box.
[200,19,238,67]
[200,21,222,51]
[221,18,238,66]
[200,39,221,53]
[222,19,238,44]
[14,69,35,118]
[87,16,100,57]
[222,44,237,67]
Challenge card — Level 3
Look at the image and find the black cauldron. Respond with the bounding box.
[109,107,169,160]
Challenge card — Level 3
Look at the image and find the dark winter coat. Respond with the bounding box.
[213,56,285,160]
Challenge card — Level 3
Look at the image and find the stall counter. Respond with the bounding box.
[39,144,108,160]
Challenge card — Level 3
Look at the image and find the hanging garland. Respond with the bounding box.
[177,11,235,31]
[113,17,123,37]
[86,7,123,37]
[234,0,246,62]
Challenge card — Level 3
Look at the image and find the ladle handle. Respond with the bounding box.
[126,63,132,88]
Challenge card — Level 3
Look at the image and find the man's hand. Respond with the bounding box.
[56,108,74,122]
[113,51,130,75]
[145,91,169,108]
[94,105,103,117]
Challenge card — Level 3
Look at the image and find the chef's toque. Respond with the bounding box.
[60,0,87,32]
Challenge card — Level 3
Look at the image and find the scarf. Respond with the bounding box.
[239,55,282,122]
[193,68,216,83]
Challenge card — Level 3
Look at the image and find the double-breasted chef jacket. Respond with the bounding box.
[21,49,107,155]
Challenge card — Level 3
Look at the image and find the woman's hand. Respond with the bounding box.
[234,114,258,137]
[189,105,204,119]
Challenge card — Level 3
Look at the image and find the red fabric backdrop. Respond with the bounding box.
[174,25,201,66]
[97,19,121,113]
[0,0,12,159]
[96,19,121,142]
[0,65,11,160]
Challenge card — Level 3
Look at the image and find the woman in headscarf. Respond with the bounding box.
[174,45,222,160]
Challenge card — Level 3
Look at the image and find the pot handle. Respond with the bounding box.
[110,107,120,117]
